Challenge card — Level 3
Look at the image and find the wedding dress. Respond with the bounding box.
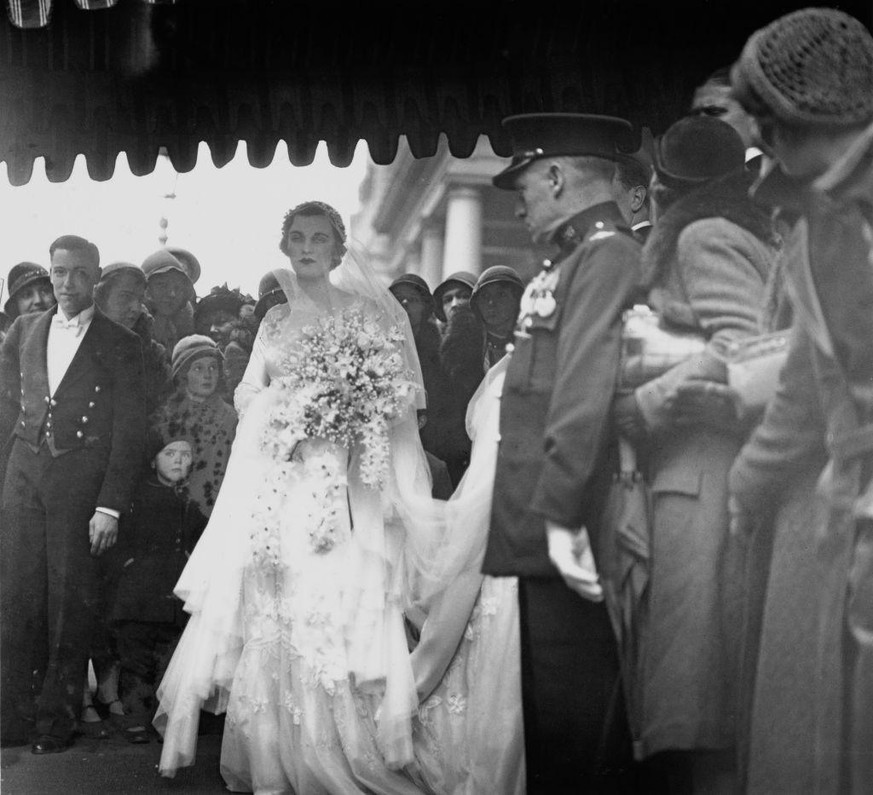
[408,357,526,795]
[154,271,440,794]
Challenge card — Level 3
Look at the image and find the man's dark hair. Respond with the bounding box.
[615,157,651,193]
[49,235,100,269]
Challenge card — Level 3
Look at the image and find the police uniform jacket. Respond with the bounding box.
[483,201,642,577]
[0,306,146,513]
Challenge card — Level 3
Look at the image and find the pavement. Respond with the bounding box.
[1,731,227,794]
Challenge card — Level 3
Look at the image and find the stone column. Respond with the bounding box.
[441,186,482,280]
[419,220,445,289]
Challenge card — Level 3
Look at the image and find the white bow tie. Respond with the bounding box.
[52,313,84,336]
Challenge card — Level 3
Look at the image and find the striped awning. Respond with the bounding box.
[6,0,176,29]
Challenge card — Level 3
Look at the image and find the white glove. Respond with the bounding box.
[546,522,604,603]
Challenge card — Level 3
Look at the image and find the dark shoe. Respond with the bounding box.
[122,724,151,744]
[77,720,112,740]
[31,735,70,755]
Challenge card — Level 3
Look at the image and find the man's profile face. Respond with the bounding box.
[513,161,562,245]
[50,248,100,318]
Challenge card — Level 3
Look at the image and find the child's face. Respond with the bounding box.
[154,440,193,485]
[185,356,220,401]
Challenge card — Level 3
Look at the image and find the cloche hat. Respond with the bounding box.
[4,262,51,316]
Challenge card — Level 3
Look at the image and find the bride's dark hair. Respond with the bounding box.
[278,201,348,269]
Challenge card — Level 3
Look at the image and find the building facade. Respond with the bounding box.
[351,135,547,289]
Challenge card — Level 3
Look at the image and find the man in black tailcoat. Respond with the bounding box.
[0,235,146,754]
[482,114,642,793]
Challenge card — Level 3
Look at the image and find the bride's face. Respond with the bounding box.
[285,215,337,281]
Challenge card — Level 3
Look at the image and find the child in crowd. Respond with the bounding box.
[110,428,207,742]
[152,335,238,517]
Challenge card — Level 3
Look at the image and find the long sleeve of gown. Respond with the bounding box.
[234,327,270,417]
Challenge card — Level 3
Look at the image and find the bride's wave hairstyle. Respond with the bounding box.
[278,200,348,268]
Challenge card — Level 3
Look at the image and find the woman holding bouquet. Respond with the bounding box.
[154,201,439,794]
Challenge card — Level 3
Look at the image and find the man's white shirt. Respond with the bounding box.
[47,303,94,396]
[45,303,119,520]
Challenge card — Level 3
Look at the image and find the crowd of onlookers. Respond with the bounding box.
[1,5,871,791]
[0,241,529,745]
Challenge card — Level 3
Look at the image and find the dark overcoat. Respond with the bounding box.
[111,478,207,626]
[483,201,641,577]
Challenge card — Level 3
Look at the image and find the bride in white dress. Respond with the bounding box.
[154,201,440,794]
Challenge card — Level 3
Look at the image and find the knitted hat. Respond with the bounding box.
[470,266,524,319]
[171,334,223,380]
[4,262,51,316]
[433,271,478,322]
[731,8,873,126]
[653,116,746,188]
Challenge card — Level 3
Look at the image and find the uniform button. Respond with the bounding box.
[595,221,604,229]
[44,396,50,404]
[505,343,515,353]
[50,399,57,407]
[45,421,52,429]
[81,416,89,424]
[94,386,101,393]
[20,421,25,427]
[76,430,84,439]
[88,401,95,408]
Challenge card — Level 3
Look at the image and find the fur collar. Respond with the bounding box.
[642,171,774,289]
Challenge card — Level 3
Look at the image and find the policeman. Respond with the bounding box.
[483,113,642,793]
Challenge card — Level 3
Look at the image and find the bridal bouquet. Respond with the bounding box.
[262,306,417,490]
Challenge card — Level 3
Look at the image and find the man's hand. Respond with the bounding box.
[89,512,118,556]
[546,522,604,602]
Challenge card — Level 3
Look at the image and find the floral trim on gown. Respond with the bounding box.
[155,297,432,795]
[409,359,526,795]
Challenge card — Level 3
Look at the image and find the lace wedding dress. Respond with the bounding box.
[155,290,437,795]
[408,358,526,795]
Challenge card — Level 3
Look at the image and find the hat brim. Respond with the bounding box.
[4,274,53,316]
[492,156,536,190]
[147,263,190,279]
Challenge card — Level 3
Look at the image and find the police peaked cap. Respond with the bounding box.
[492,113,638,189]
